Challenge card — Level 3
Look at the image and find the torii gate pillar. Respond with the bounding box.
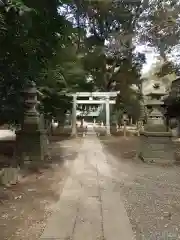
[106,96,110,135]
[71,94,77,137]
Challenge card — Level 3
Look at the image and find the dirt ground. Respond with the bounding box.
[0,137,82,240]
[2,134,180,240]
[101,136,180,239]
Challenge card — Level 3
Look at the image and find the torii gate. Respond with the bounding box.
[67,91,120,136]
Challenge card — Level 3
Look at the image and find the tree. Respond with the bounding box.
[0,0,147,126]
[0,0,88,124]
[42,0,146,122]
[0,0,61,124]
[137,0,180,77]
[66,1,144,90]
[115,86,141,123]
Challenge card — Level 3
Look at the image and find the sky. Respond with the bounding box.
[135,45,166,94]
[135,45,159,75]
[139,44,180,76]
[136,45,179,94]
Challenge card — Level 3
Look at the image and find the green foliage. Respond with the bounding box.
[67,0,145,91]
[0,0,61,124]
[0,0,147,125]
[111,109,123,125]
[116,87,141,122]
[138,0,180,77]
[155,61,178,78]
[138,1,180,56]
[165,95,180,118]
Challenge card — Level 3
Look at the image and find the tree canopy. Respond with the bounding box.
[3,0,180,124]
[137,0,180,77]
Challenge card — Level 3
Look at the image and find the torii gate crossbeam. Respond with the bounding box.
[68,91,119,136]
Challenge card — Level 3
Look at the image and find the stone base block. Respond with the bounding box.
[16,130,47,166]
[52,126,71,136]
[110,126,118,135]
[0,167,20,185]
[173,141,180,164]
[139,131,175,164]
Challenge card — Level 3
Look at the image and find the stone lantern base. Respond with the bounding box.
[15,81,50,169]
[16,129,49,168]
[139,131,175,164]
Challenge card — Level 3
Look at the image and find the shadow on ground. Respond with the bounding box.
[0,136,82,240]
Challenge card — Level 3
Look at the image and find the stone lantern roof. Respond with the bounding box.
[149,108,162,117]
[146,83,166,97]
[144,83,166,107]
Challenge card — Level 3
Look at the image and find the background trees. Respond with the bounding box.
[0,0,63,124]
[5,0,178,125]
[137,0,180,77]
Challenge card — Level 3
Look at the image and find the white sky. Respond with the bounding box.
[138,44,180,76]
[135,45,159,75]
[135,45,164,94]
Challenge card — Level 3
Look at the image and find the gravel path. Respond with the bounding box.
[101,136,180,240]
[40,135,135,240]
[2,134,180,239]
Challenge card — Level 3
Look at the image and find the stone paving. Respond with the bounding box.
[40,134,135,240]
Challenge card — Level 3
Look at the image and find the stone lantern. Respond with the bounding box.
[16,81,49,167]
[145,84,166,127]
[139,83,174,164]
[22,81,40,130]
[64,110,71,126]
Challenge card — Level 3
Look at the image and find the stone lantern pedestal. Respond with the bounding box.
[16,130,46,164]
[139,85,175,164]
[16,81,49,168]
[139,129,174,164]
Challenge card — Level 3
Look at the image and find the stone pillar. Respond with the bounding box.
[177,118,180,137]
[137,98,145,136]
[139,108,174,164]
[106,97,110,135]
[123,120,127,137]
[137,120,143,136]
[16,81,48,168]
[71,94,77,137]
[122,113,128,137]
[129,117,131,125]
[39,113,49,158]
[80,118,84,127]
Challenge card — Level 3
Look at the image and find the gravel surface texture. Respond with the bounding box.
[101,136,180,240]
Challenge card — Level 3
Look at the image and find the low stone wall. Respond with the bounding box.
[111,129,137,137]
[52,126,87,137]
[0,139,18,185]
[77,126,87,136]
[94,126,138,136]
[138,132,175,165]
[52,126,71,136]
[94,126,106,136]
[173,140,180,163]
[0,167,19,185]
